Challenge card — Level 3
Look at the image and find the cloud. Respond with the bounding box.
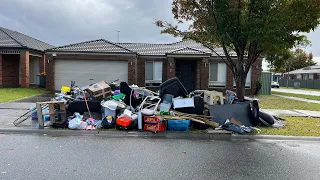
[0,0,319,58]
[0,0,180,46]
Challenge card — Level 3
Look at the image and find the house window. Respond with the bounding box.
[309,74,314,80]
[318,74,320,80]
[303,74,308,80]
[233,68,252,88]
[209,63,227,88]
[145,61,162,87]
[297,74,302,79]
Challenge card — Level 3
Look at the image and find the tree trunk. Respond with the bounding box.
[234,67,247,100]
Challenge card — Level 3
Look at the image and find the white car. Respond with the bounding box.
[271,81,280,88]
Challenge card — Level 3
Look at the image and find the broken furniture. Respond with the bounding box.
[159,77,188,100]
[36,101,67,129]
[120,82,141,108]
[139,96,161,116]
[208,102,255,127]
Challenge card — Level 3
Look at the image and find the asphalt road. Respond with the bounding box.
[0,134,319,180]
[272,88,320,96]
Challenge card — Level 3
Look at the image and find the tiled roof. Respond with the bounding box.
[49,39,134,53]
[169,47,208,54]
[48,38,235,56]
[0,27,54,51]
[117,40,233,56]
[288,65,320,74]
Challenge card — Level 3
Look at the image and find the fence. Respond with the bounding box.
[279,79,320,89]
[260,72,271,95]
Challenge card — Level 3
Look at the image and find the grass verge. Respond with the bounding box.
[257,95,320,111]
[0,88,47,103]
[272,91,320,101]
[280,87,320,92]
[258,117,320,136]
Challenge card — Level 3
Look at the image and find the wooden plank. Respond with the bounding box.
[48,104,55,124]
[59,103,67,121]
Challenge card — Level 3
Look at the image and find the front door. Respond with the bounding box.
[176,60,196,92]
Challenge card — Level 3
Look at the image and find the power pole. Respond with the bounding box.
[116,30,120,43]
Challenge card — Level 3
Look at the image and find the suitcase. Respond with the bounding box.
[143,116,166,133]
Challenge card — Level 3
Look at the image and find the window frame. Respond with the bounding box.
[233,67,252,89]
[209,62,227,88]
[145,61,163,87]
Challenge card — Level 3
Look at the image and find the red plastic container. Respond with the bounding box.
[143,116,166,133]
[116,116,132,127]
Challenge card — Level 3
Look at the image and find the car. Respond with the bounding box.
[271,81,280,88]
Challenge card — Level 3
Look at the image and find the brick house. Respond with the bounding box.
[0,27,54,87]
[45,39,262,95]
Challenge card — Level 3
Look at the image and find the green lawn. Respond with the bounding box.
[258,117,320,136]
[257,95,320,111]
[272,91,320,101]
[280,87,320,92]
[0,88,47,103]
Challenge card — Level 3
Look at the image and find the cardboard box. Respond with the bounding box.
[87,81,112,101]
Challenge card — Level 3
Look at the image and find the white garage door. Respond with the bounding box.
[54,59,128,90]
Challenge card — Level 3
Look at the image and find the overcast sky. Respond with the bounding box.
[1,0,320,58]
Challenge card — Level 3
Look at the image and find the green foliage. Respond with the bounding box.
[266,49,317,72]
[156,0,320,98]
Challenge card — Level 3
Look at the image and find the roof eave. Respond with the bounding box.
[45,50,138,56]
[166,53,211,58]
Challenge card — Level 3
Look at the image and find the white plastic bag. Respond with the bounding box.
[68,117,87,129]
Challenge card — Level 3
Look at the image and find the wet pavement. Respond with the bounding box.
[0,134,319,180]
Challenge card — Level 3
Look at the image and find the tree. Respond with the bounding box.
[266,49,316,73]
[156,0,320,99]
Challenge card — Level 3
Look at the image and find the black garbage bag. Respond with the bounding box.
[101,116,116,129]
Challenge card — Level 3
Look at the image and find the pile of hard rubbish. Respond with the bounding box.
[17,77,284,134]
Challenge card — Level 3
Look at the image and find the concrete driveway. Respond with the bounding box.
[13,93,54,103]
[0,93,54,128]
[272,88,320,96]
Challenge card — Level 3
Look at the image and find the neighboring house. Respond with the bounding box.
[45,39,262,95]
[285,65,320,80]
[0,27,54,87]
[272,73,283,82]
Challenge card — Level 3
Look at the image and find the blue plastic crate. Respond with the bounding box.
[167,120,190,131]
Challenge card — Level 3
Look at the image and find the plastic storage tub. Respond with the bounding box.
[167,120,190,131]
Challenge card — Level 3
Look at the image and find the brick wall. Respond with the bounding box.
[166,57,176,80]
[20,50,30,88]
[45,52,263,96]
[1,54,20,87]
[45,53,136,91]
[199,58,209,89]
[0,54,2,87]
[40,54,45,73]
